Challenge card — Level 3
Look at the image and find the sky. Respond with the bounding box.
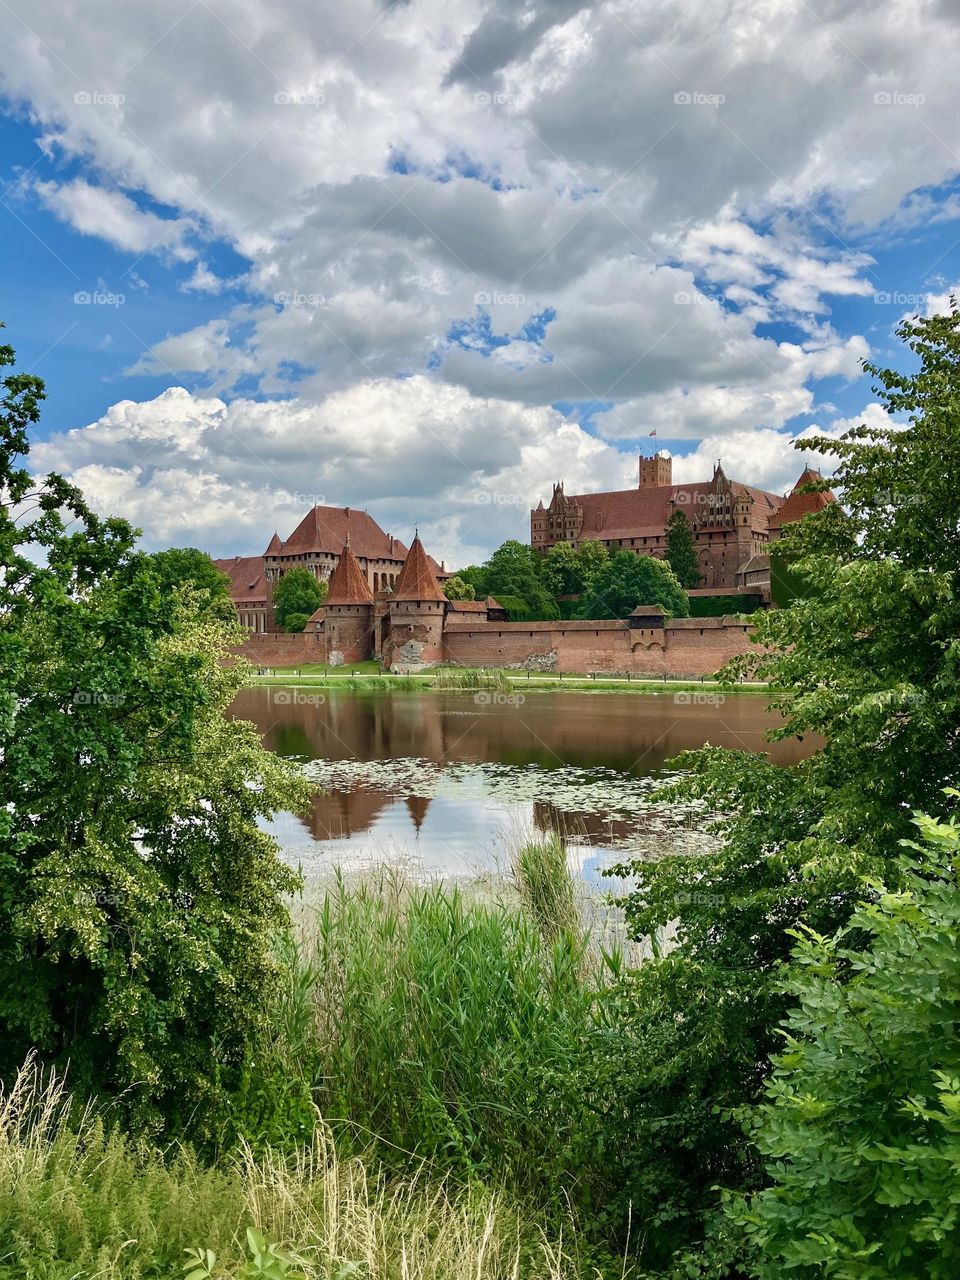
[1,0,959,567]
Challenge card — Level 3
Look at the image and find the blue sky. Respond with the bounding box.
[2,0,959,563]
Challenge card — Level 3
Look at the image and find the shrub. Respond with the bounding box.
[731,808,960,1279]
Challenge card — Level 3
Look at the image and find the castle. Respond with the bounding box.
[531,454,831,592]
[218,464,835,676]
[214,504,448,634]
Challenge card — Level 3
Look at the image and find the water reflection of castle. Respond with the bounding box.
[232,685,815,846]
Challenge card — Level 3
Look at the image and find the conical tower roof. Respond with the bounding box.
[325,540,374,605]
[392,534,446,602]
[265,531,282,554]
[769,467,836,530]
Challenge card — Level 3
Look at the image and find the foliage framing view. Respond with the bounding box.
[0,325,308,1138]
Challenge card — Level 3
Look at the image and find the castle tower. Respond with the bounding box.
[322,538,375,665]
[639,451,672,489]
[384,534,447,670]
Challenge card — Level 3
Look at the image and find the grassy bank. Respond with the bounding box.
[247,665,772,694]
[0,1064,579,1280]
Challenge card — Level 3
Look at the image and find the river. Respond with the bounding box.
[230,684,812,884]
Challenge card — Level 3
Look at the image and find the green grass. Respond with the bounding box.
[248,667,773,695]
[0,1062,584,1279]
[510,835,581,945]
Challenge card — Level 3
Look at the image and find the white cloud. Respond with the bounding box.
[30,379,630,564]
[4,0,960,556]
[33,178,196,261]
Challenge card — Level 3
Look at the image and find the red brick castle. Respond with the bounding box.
[531,454,833,592]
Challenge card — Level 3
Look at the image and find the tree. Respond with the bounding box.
[148,546,235,621]
[272,567,325,629]
[665,510,700,588]
[0,327,308,1138]
[283,611,310,633]
[484,540,557,619]
[443,575,476,601]
[612,303,960,1259]
[541,539,609,599]
[733,809,960,1279]
[579,551,688,619]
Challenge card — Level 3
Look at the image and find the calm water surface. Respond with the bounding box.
[230,686,814,881]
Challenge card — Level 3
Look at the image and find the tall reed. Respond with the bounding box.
[303,869,592,1193]
[431,667,510,692]
[0,1061,582,1279]
[510,834,581,945]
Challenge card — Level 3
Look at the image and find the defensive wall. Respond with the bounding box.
[235,614,756,679]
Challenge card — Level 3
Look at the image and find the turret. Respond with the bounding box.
[320,539,374,665]
[384,534,447,670]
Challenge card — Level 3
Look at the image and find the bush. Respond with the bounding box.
[731,808,960,1279]
[283,611,310,633]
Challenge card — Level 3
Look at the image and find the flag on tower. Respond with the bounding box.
[649,429,657,437]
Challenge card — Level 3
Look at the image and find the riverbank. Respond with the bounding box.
[246,663,773,695]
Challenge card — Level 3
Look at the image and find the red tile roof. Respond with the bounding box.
[447,598,488,613]
[271,505,408,561]
[324,541,374,605]
[558,480,785,539]
[392,535,447,602]
[213,555,269,604]
[768,468,836,530]
[266,505,447,577]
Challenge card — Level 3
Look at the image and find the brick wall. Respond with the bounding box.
[235,631,326,666]
[444,616,755,678]
[234,614,757,677]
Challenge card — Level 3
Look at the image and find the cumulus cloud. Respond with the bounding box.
[3,0,959,555]
[33,178,196,261]
[30,379,630,565]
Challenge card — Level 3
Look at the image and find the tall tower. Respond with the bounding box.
[639,451,672,489]
[384,535,447,670]
[321,539,375,665]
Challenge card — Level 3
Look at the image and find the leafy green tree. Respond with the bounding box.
[453,564,489,597]
[579,551,688,618]
[272,567,325,628]
[148,547,235,621]
[613,304,960,1258]
[541,539,608,599]
[484,540,557,619]
[283,611,310,633]
[0,327,308,1137]
[442,574,476,600]
[665,509,700,588]
[733,808,960,1279]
